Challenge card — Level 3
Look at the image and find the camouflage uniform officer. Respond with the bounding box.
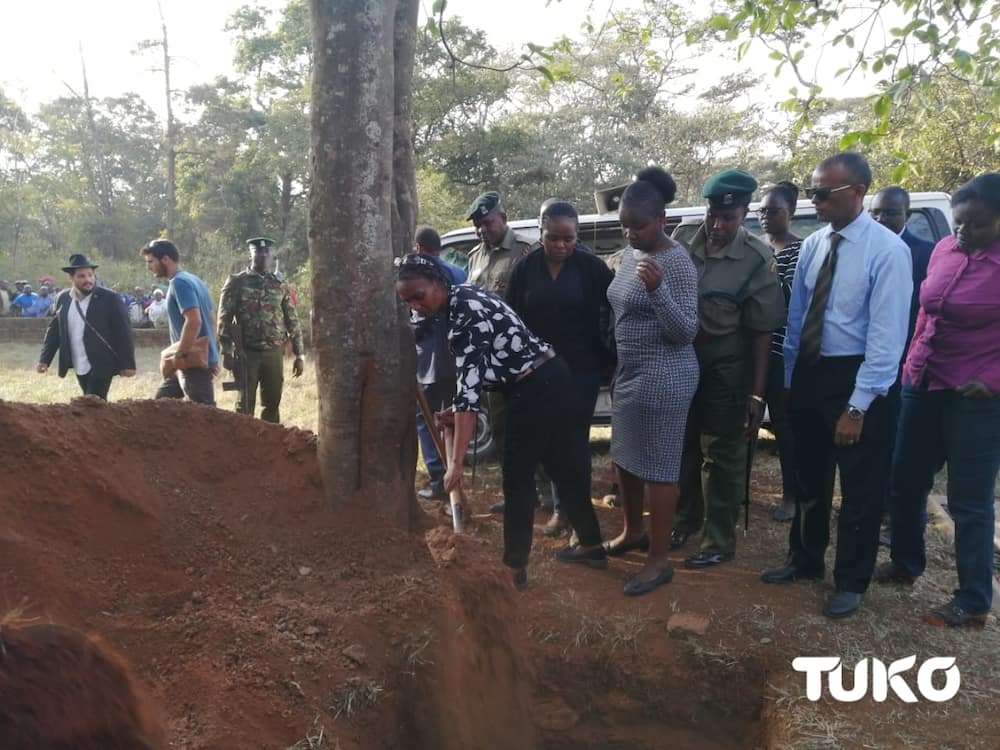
[218,237,305,423]
[672,170,785,568]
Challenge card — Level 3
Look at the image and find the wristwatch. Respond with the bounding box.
[846,405,865,421]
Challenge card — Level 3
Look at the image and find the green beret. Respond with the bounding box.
[466,191,502,221]
[247,237,276,249]
[702,169,758,207]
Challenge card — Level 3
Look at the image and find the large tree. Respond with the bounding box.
[308,0,420,525]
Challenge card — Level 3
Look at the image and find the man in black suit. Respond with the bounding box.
[37,254,136,400]
[869,187,936,546]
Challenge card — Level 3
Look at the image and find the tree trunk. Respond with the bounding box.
[279,171,293,237]
[308,0,420,526]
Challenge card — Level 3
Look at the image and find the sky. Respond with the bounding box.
[1,0,893,116]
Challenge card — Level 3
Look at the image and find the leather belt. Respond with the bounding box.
[515,348,556,383]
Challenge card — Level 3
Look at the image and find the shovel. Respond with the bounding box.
[415,385,466,533]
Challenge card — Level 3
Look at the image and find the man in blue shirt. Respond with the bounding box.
[141,239,218,405]
[761,153,912,620]
[412,226,467,499]
[12,285,40,317]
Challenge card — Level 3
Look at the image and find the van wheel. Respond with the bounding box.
[464,410,497,465]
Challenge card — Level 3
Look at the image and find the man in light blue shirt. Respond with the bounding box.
[762,152,912,620]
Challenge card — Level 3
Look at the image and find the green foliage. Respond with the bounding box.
[708,0,1000,149]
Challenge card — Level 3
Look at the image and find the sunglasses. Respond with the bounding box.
[805,184,855,201]
[393,253,435,268]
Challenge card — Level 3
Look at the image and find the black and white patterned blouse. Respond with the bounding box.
[447,283,550,411]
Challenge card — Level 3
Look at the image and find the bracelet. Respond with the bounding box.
[748,394,765,406]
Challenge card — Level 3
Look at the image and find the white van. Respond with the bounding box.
[439,193,953,458]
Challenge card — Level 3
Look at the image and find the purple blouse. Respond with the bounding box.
[904,235,1000,392]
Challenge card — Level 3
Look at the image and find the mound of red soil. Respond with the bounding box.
[0,398,535,749]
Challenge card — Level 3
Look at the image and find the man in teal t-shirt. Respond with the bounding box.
[141,239,218,405]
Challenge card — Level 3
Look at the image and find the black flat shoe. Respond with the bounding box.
[623,566,674,597]
[684,551,734,569]
[555,545,608,569]
[512,568,527,591]
[604,534,650,557]
[824,590,862,619]
[761,563,824,584]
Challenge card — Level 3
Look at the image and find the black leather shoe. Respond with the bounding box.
[684,551,734,569]
[669,528,692,550]
[760,563,824,584]
[824,590,862,619]
[555,545,608,569]
[604,534,650,557]
[623,565,674,597]
[489,501,506,514]
[417,486,447,500]
[512,568,527,591]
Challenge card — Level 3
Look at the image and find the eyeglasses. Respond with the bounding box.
[805,184,855,201]
[756,207,786,216]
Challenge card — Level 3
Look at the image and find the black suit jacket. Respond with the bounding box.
[901,227,935,350]
[40,288,136,378]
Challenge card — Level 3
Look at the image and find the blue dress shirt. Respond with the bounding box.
[784,210,912,410]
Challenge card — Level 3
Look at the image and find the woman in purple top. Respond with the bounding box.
[877,173,1000,628]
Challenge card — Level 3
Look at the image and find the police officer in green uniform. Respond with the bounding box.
[218,237,305,423]
[671,170,785,568]
[465,191,532,513]
[465,191,532,296]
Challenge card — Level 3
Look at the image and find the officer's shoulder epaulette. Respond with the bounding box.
[744,230,774,262]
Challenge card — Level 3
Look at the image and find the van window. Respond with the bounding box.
[442,241,476,271]
[906,211,933,243]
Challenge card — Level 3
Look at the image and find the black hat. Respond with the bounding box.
[247,237,276,250]
[702,169,758,208]
[62,254,99,274]
[466,191,502,221]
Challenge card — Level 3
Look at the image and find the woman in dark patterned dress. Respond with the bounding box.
[395,254,606,589]
[605,167,701,596]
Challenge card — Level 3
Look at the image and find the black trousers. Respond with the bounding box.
[76,372,113,400]
[787,356,891,593]
[501,356,603,568]
[155,367,216,406]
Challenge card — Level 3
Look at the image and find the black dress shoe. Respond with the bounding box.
[512,568,527,591]
[623,565,674,597]
[684,551,734,569]
[489,501,506,514]
[555,545,608,569]
[669,528,692,550]
[760,563,824,584]
[604,534,650,557]
[824,590,862,619]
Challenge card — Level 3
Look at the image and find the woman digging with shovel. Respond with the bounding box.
[395,253,607,589]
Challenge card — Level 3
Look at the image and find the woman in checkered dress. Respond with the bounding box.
[605,167,700,596]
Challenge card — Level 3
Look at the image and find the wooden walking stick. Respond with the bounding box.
[415,385,466,533]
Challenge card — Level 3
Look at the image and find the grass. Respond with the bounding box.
[328,679,384,720]
[0,341,320,433]
[286,716,336,750]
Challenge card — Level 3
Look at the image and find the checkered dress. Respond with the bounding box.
[607,244,700,482]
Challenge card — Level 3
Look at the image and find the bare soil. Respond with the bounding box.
[1,398,997,749]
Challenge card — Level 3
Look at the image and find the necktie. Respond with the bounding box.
[799,232,842,364]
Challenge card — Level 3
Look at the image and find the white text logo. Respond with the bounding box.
[792,656,960,702]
